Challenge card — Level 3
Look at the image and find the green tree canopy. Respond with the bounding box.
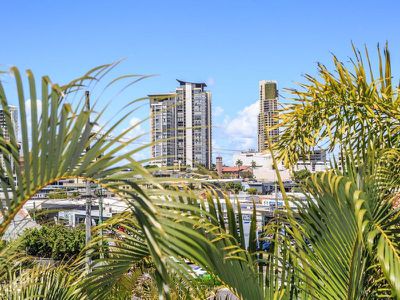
[246,187,258,195]
[292,169,311,183]
[21,225,85,260]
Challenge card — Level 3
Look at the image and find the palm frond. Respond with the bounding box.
[276,43,400,168]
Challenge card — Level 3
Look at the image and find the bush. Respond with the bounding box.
[241,170,254,179]
[21,225,85,260]
[195,274,221,287]
[247,188,258,195]
[224,182,243,194]
[292,169,311,183]
[47,191,68,199]
[28,208,57,225]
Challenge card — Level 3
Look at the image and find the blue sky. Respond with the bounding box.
[1,0,400,164]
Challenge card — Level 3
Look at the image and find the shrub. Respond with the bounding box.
[47,191,68,199]
[292,169,311,183]
[224,182,243,194]
[21,225,85,260]
[246,188,258,195]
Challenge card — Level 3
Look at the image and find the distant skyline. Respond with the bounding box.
[1,0,400,164]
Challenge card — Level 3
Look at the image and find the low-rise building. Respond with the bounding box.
[232,150,290,181]
[294,149,328,172]
[220,165,252,178]
[232,149,328,181]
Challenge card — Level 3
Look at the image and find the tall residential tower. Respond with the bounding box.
[149,80,212,169]
[0,106,19,181]
[258,80,279,152]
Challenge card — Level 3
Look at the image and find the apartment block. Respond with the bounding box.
[149,80,212,168]
[0,106,19,181]
[258,80,279,152]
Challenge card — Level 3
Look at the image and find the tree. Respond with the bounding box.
[246,187,258,195]
[225,182,243,194]
[292,169,311,183]
[268,44,400,298]
[47,191,68,199]
[235,159,243,178]
[3,45,400,299]
[276,43,400,169]
[89,43,400,299]
[0,65,266,299]
[0,65,226,298]
[250,160,257,172]
[21,225,85,260]
[241,170,254,179]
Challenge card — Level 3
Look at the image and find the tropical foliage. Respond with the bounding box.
[22,225,85,260]
[224,182,243,194]
[276,43,400,168]
[270,43,400,299]
[1,43,400,299]
[246,187,258,195]
[292,169,311,183]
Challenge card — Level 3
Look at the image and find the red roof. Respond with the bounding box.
[222,166,251,173]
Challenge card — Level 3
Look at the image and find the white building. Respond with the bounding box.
[233,151,291,181]
[293,149,328,172]
[0,106,19,182]
[258,80,279,152]
[233,150,328,181]
[149,80,212,169]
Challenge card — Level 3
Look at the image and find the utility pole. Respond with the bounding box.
[98,186,104,259]
[98,187,103,227]
[85,91,92,272]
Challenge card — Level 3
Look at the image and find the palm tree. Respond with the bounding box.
[90,43,400,299]
[3,43,400,299]
[0,65,263,299]
[267,43,400,298]
[0,65,206,298]
[250,160,257,176]
[235,159,243,178]
[275,43,400,169]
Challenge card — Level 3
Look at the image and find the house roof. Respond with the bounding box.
[222,166,251,173]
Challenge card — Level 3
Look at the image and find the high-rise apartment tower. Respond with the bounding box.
[258,80,279,152]
[149,80,212,168]
[0,106,19,180]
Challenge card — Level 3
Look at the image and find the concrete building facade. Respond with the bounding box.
[216,156,223,177]
[232,149,328,182]
[294,149,328,172]
[149,93,177,167]
[232,151,290,182]
[149,80,212,168]
[258,80,279,152]
[0,106,19,181]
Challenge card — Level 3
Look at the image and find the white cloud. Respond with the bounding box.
[224,101,258,150]
[213,106,224,117]
[119,117,151,161]
[127,117,146,137]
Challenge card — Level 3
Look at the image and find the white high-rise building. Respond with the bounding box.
[0,106,19,180]
[258,80,279,152]
[149,80,212,169]
[0,106,18,141]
